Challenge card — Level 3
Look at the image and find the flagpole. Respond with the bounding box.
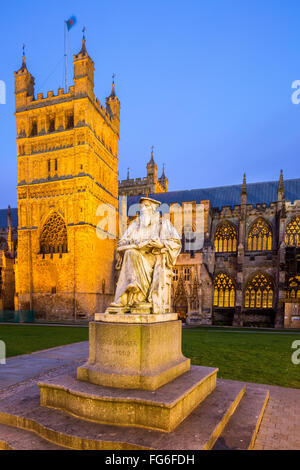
[64,21,67,93]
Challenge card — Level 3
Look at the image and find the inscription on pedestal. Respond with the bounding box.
[78,320,190,390]
[101,340,137,358]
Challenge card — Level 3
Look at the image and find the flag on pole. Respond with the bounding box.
[66,16,77,31]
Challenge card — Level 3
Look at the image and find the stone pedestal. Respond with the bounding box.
[77,317,190,390]
[40,314,220,433]
[33,312,269,449]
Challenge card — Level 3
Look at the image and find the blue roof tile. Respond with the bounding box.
[1,178,299,229]
[127,178,300,210]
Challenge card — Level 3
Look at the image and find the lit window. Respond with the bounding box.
[286,276,300,300]
[214,222,237,253]
[248,218,272,251]
[40,212,67,254]
[213,273,235,307]
[244,273,273,309]
[285,216,300,247]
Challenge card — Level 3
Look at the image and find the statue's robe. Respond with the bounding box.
[114,217,181,313]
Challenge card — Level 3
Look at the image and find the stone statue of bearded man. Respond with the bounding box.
[108,197,181,314]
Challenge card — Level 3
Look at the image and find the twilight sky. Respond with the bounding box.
[0,0,300,207]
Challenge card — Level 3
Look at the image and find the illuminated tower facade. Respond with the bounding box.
[14,38,120,320]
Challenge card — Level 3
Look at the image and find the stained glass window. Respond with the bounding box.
[244,273,273,308]
[285,216,300,247]
[40,212,68,254]
[214,273,235,307]
[248,218,272,251]
[214,222,237,253]
[286,276,300,300]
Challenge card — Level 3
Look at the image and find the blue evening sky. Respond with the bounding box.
[0,0,300,207]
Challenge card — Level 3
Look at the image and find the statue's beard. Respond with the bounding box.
[140,213,152,227]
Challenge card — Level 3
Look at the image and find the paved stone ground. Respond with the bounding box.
[0,341,299,450]
[0,342,89,390]
[253,383,300,450]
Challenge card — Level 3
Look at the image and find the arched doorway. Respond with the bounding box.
[173,278,188,322]
[174,298,188,322]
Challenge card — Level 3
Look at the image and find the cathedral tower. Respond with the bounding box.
[14,38,120,320]
[146,146,157,185]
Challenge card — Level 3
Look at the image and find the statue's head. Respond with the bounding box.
[139,197,161,227]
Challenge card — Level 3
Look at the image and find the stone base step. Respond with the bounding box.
[39,366,218,432]
[0,423,65,450]
[213,382,269,450]
[0,378,245,450]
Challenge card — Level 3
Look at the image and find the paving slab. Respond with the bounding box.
[0,423,65,450]
[213,384,269,450]
[0,342,88,390]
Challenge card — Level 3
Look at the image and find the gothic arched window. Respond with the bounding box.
[247,218,272,251]
[285,216,300,247]
[244,273,274,309]
[214,222,237,253]
[213,273,235,308]
[286,276,300,300]
[40,212,67,254]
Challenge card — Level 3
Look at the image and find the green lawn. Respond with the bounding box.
[0,324,88,358]
[0,324,299,389]
[182,327,300,389]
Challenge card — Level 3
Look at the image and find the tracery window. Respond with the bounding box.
[213,273,235,308]
[214,222,237,253]
[286,276,300,300]
[285,216,300,247]
[40,212,67,254]
[247,218,272,251]
[172,268,178,282]
[244,273,273,308]
[184,267,190,281]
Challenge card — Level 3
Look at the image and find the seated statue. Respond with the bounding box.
[108,197,181,314]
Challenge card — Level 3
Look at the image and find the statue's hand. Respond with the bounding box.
[135,241,149,250]
[149,239,164,249]
[152,247,168,255]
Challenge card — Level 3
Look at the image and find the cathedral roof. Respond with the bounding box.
[127,177,300,210]
[1,178,300,228]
